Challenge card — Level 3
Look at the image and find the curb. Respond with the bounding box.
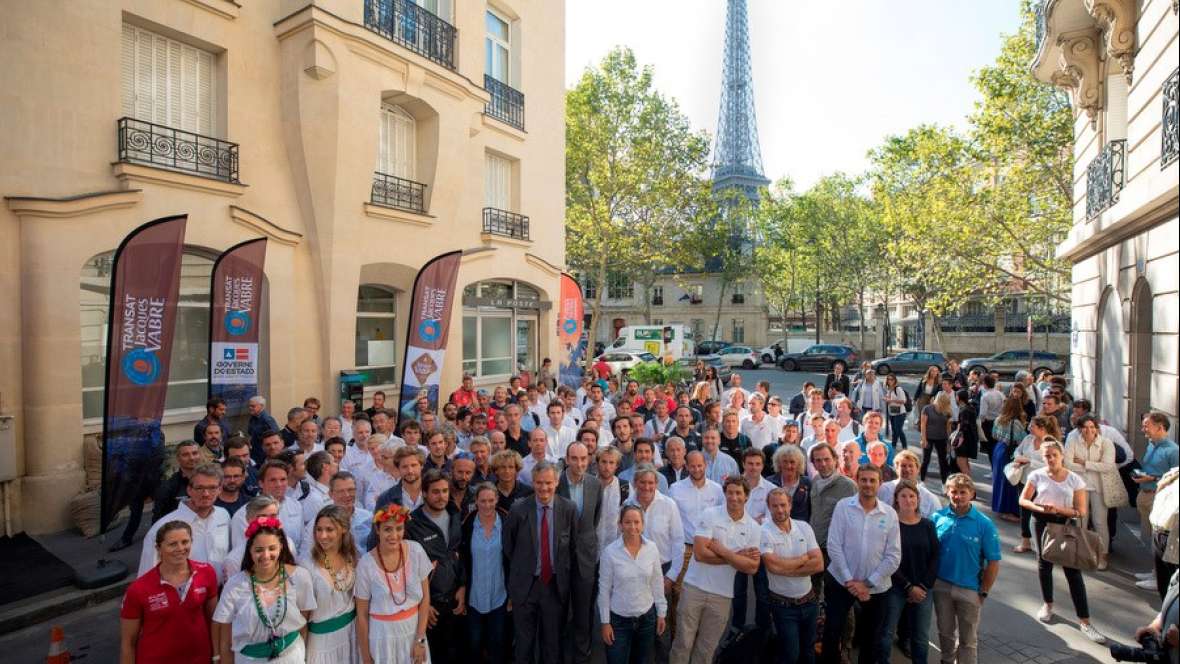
[0,580,131,636]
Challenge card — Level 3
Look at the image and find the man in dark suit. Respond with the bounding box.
[503,461,577,664]
[823,364,851,397]
[557,442,603,664]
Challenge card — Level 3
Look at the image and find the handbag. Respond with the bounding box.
[1100,468,1129,508]
[1040,517,1101,571]
[1003,461,1025,486]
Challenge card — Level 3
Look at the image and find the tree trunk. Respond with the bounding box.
[856,289,867,355]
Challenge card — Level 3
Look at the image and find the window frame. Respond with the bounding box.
[484,8,511,84]
[355,284,399,389]
[377,103,416,180]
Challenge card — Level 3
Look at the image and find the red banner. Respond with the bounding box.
[208,238,267,415]
[101,215,187,532]
[557,273,586,388]
[397,251,462,419]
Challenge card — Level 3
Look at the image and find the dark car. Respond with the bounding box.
[696,340,732,356]
[779,344,859,372]
[871,350,948,375]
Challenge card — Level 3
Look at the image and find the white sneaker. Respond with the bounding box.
[1136,578,1158,590]
[1080,623,1107,644]
[1037,605,1053,623]
[1135,571,1155,580]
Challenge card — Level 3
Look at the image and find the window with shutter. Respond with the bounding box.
[120,24,216,137]
[377,104,416,179]
[485,154,511,209]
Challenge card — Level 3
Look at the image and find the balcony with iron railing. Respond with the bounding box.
[1086,139,1126,219]
[363,0,456,70]
[482,207,530,241]
[484,75,525,130]
[371,172,427,213]
[117,117,239,183]
[1164,67,1179,169]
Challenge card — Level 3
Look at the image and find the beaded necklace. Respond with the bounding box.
[250,565,288,660]
[319,551,354,592]
[376,543,407,605]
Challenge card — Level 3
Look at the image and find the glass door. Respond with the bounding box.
[516,316,537,374]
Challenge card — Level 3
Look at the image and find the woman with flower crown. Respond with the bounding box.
[355,504,433,664]
[212,516,317,663]
[300,505,360,663]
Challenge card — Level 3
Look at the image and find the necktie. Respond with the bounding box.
[539,505,553,584]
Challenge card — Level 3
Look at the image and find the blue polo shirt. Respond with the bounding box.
[931,504,1001,591]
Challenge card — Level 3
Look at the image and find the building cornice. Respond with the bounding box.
[5,189,143,219]
[228,205,303,246]
[112,162,248,198]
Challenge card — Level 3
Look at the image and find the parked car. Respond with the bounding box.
[871,351,948,375]
[961,350,1067,376]
[677,354,733,386]
[595,351,658,377]
[778,344,859,372]
[716,345,762,370]
[696,340,732,356]
[758,343,782,365]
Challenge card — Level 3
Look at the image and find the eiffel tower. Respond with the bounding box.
[712,0,770,201]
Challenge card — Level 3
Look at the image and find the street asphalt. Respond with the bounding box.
[0,368,1163,662]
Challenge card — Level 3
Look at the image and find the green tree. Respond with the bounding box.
[565,47,712,351]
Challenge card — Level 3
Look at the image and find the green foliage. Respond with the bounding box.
[627,360,691,387]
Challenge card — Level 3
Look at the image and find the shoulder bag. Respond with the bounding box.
[1040,517,1101,571]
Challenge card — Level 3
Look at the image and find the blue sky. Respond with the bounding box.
[565,0,1023,190]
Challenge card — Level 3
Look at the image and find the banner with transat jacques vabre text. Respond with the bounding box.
[397,251,462,420]
[100,215,187,532]
[208,238,267,415]
[557,273,586,389]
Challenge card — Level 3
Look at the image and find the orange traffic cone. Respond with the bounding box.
[46,625,70,663]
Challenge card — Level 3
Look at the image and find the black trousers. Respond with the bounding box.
[566,566,596,664]
[427,599,464,663]
[820,573,886,664]
[1034,516,1089,618]
[920,438,950,484]
[513,578,565,664]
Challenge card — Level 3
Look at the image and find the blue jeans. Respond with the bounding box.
[606,606,657,664]
[769,599,818,664]
[888,413,908,448]
[880,585,933,664]
[466,602,507,664]
[732,564,771,629]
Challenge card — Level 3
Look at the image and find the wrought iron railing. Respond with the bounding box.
[1004,313,1071,334]
[1086,139,1126,219]
[371,172,427,213]
[936,314,997,333]
[1164,67,1179,169]
[482,207,530,240]
[117,117,239,183]
[363,0,456,70]
[484,74,525,130]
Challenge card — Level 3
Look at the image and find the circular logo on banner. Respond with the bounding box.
[225,310,252,336]
[562,319,578,334]
[121,349,161,386]
[418,319,441,342]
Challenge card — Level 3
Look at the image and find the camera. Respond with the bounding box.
[1109,633,1166,663]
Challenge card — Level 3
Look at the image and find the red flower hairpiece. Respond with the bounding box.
[372,506,410,526]
[245,516,282,540]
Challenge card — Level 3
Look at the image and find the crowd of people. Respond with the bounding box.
[115,360,1179,664]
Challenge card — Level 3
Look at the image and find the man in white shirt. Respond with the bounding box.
[587,383,617,422]
[741,393,777,451]
[301,450,337,525]
[797,389,828,439]
[560,387,585,429]
[667,451,725,585]
[644,398,676,444]
[541,400,577,459]
[519,427,559,486]
[298,470,372,559]
[670,475,761,664]
[831,398,860,443]
[701,428,739,484]
[625,463,684,661]
[140,463,231,583]
[878,449,942,517]
[822,465,901,664]
[761,488,824,662]
[230,459,305,553]
[721,373,750,407]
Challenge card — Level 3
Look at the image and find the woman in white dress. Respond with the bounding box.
[300,505,360,663]
[355,505,432,664]
[213,516,317,663]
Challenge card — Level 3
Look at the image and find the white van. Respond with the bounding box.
[610,325,695,360]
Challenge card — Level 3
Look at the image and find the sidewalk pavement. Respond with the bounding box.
[0,508,149,635]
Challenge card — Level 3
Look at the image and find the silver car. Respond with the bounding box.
[871,351,947,375]
[961,350,1067,376]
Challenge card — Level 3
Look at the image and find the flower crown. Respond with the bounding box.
[244,516,283,540]
[373,505,411,526]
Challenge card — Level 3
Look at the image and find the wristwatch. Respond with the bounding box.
[416,637,428,646]
[979,591,989,599]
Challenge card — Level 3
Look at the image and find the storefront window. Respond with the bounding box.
[81,250,216,421]
[355,285,398,386]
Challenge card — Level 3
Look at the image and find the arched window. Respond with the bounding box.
[81,250,215,421]
[355,285,398,386]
